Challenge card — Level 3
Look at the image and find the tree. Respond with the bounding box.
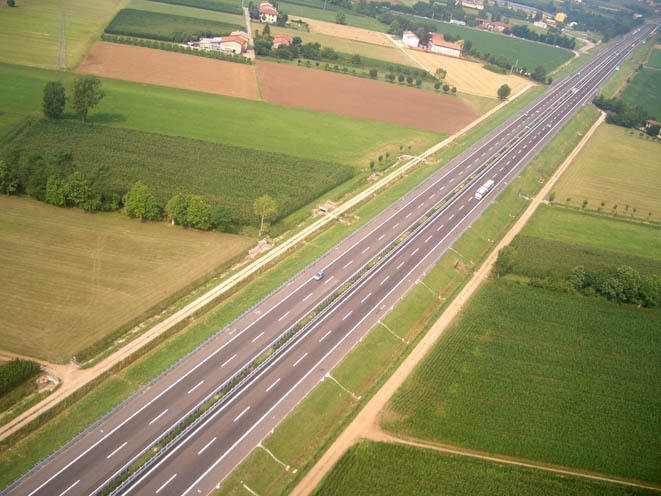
[253,195,277,237]
[0,161,19,195]
[647,124,660,137]
[335,10,346,25]
[71,75,105,122]
[497,83,511,100]
[451,86,456,94]
[493,245,517,276]
[463,39,472,54]
[165,194,190,225]
[211,204,234,232]
[434,81,441,91]
[7,0,15,6]
[443,84,449,93]
[123,182,161,221]
[186,196,212,230]
[263,23,271,35]
[369,68,378,79]
[387,20,402,36]
[42,81,66,119]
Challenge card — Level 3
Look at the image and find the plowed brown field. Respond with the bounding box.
[78,42,259,100]
[256,61,476,133]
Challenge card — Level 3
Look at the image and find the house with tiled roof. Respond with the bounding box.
[259,1,278,23]
[272,33,292,49]
[402,30,420,48]
[219,35,248,54]
[428,33,461,57]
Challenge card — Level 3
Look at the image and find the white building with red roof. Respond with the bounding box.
[259,1,278,23]
[402,30,420,48]
[219,35,247,54]
[428,33,461,57]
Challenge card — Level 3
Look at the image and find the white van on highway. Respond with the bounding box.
[474,179,495,200]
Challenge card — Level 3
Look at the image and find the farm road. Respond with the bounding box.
[289,112,613,496]
[0,85,532,444]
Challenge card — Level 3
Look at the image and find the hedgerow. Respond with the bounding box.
[0,359,40,397]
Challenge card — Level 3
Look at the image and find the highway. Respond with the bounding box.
[4,23,655,496]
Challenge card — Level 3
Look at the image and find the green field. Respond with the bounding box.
[314,441,658,496]
[522,204,661,260]
[551,123,661,219]
[4,118,353,224]
[384,279,661,482]
[397,15,574,73]
[279,2,386,31]
[105,9,243,41]
[647,48,661,69]
[620,68,661,119]
[509,235,661,279]
[0,0,123,69]
[0,63,439,165]
[0,195,254,363]
[127,0,245,25]
[147,0,243,15]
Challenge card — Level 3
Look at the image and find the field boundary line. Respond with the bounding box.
[365,431,661,492]
[288,110,607,496]
[0,85,532,444]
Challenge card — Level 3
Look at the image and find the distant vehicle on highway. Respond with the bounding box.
[474,179,495,200]
[313,271,325,281]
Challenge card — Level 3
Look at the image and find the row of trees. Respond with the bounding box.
[509,25,576,50]
[568,265,660,307]
[593,95,651,129]
[43,76,105,122]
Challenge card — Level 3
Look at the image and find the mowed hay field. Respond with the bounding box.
[313,442,657,496]
[256,61,476,133]
[0,0,123,69]
[0,196,254,363]
[407,49,531,98]
[382,278,661,482]
[620,68,661,120]
[298,16,392,47]
[78,42,259,100]
[551,123,661,219]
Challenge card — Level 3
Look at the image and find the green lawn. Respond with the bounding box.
[314,441,658,496]
[383,279,661,482]
[279,2,386,31]
[146,0,243,15]
[0,0,124,70]
[0,63,440,166]
[620,68,661,120]
[646,48,661,69]
[127,0,245,25]
[522,204,661,260]
[551,123,661,220]
[4,118,353,224]
[397,15,574,73]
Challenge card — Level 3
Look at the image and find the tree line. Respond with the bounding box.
[593,95,652,130]
[0,359,41,397]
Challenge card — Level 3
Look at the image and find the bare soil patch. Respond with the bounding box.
[78,41,259,100]
[298,16,392,46]
[256,61,476,133]
[407,49,531,98]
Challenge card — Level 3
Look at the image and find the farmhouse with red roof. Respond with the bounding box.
[272,33,292,49]
[259,1,278,23]
[428,33,462,57]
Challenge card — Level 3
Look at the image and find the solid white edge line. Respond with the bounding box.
[148,409,168,426]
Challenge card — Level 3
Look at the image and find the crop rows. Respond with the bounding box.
[509,235,661,279]
[620,68,661,119]
[105,9,243,43]
[314,441,655,496]
[384,279,661,482]
[5,119,354,225]
[148,0,243,15]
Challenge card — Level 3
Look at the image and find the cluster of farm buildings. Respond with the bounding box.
[458,0,570,29]
[188,30,251,55]
[402,31,463,57]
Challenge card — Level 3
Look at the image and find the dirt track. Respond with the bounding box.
[78,42,259,100]
[256,60,476,133]
[289,112,609,496]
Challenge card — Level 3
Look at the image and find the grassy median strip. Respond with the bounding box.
[0,86,541,490]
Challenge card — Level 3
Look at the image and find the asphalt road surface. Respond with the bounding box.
[5,23,655,496]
